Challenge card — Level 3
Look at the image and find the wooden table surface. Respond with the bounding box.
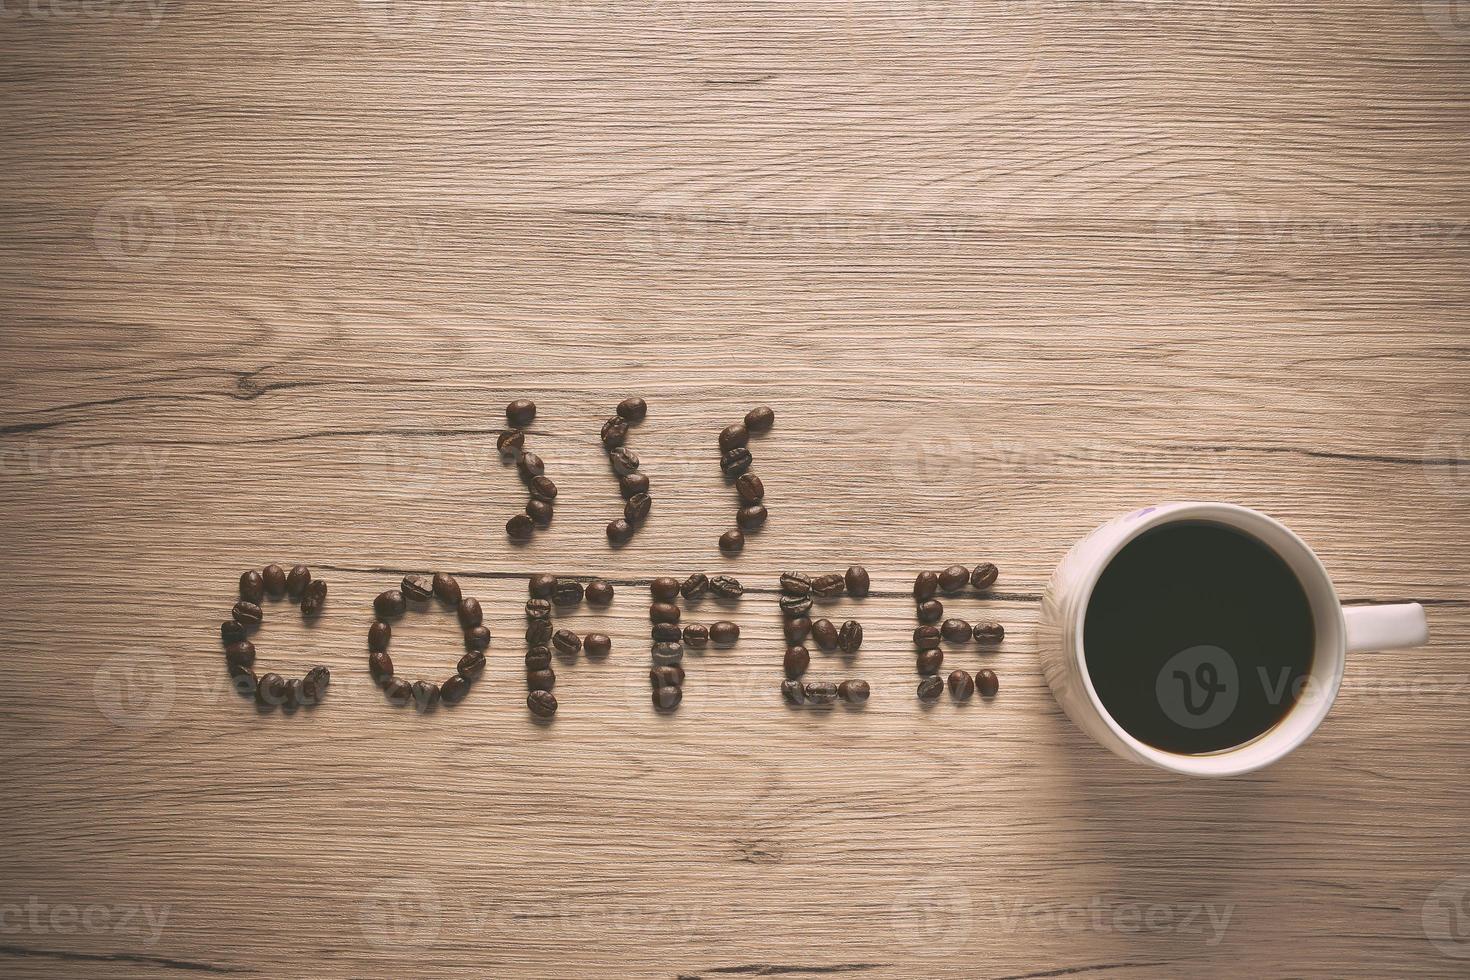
[3,2,1469,977]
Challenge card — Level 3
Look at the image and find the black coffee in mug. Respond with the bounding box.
[1083,520,1315,755]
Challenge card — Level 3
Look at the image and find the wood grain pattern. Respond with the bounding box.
[2,1,1468,976]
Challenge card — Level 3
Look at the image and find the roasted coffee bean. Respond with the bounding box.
[916,599,944,623]
[584,633,611,658]
[938,564,970,595]
[779,594,813,618]
[275,676,299,709]
[553,628,582,656]
[941,618,972,644]
[385,675,414,705]
[651,622,682,643]
[464,625,492,651]
[838,679,870,704]
[369,650,394,685]
[682,624,709,648]
[719,529,745,553]
[525,646,552,670]
[783,646,810,679]
[239,570,265,603]
[367,620,391,652]
[529,573,557,598]
[976,668,999,697]
[680,573,709,599]
[527,668,556,692]
[720,447,752,477]
[781,679,805,705]
[625,492,652,525]
[916,648,944,675]
[227,660,255,680]
[783,616,812,644]
[650,601,680,624]
[620,473,650,499]
[441,673,471,705]
[507,513,535,541]
[838,620,863,653]
[652,685,682,711]
[812,573,845,598]
[948,669,975,700]
[745,405,775,432]
[516,451,544,481]
[709,621,740,646]
[601,416,630,448]
[606,519,634,545]
[225,641,255,667]
[526,497,555,528]
[457,650,486,678]
[529,475,558,500]
[805,681,839,705]
[709,575,743,599]
[736,504,767,530]
[301,579,328,617]
[970,562,998,590]
[526,620,553,647]
[374,590,406,619]
[780,572,813,596]
[526,598,552,620]
[973,621,1005,645]
[718,423,749,452]
[257,672,288,707]
[608,447,640,476]
[232,601,263,625]
[917,675,944,702]
[394,575,427,602]
[914,571,940,600]
[553,578,584,606]
[585,579,614,605]
[506,399,536,427]
[433,572,461,604]
[617,397,648,423]
[736,472,764,503]
[810,618,839,651]
[497,428,525,456]
[651,642,684,665]
[527,689,558,717]
[231,668,258,698]
[221,620,247,645]
[845,565,870,598]
[650,665,684,688]
[302,666,331,705]
[286,564,312,600]
[913,625,942,649]
[455,599,485,628]
[262,564,287,598]
[651,576,681,601]
[412,680,441,711]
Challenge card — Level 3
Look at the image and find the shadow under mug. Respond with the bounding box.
[1038,502,1429,777]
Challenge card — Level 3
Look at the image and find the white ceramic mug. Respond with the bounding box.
[1039,502,1429,777]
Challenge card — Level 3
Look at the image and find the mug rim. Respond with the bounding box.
[1066,502,1347,776]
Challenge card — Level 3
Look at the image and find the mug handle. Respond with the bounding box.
[1343,603,1429,653]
